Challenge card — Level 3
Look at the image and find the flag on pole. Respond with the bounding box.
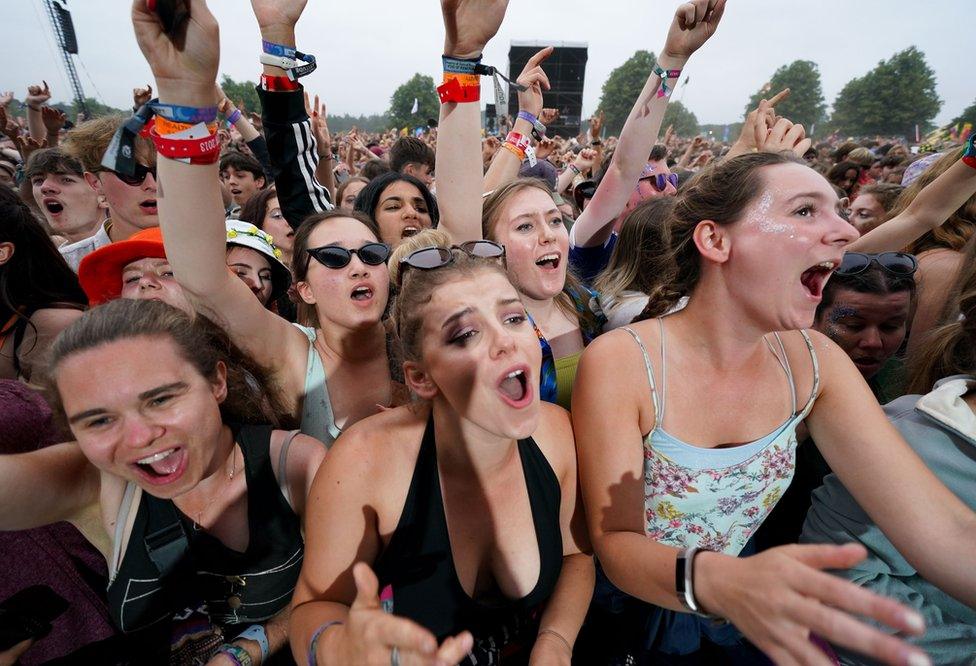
[411,98,419,114]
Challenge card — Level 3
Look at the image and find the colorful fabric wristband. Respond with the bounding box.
[262,40,296,58]
[438,75,480,104]
[286,52,318,81]
[652,63,682,99]
[217,643,252,666]
[150,127,221,165]
[261,74,301,92]
[151,102,217,124]
[226,109,242,126]
[307,620,344,666]
[963,133,976,170]
[517,110,547,141]
[235,625,270,663]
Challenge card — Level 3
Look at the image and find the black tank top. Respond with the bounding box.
[106,425,304,645]
[374,416,563,664]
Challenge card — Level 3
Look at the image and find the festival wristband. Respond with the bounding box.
[568,163,581,175]
[963,133,976,170]
[217,644,252,666]
[154,115,217,137]
[262,39,296,58]
[442,54,481,74]
[261,74,301,92]
[437,75,480,104]
[150,102,217,124]
[652,63,682,99]
[150,127,221,165]
[260,53,297,70]
[226,109,242,126]
[286,52,318,81]
[307,620,344,666]
[235,625,270,663]
[517,110,547,141]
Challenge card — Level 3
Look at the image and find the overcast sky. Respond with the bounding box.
[4,0,970,129]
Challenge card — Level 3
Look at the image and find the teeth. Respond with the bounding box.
[136,448,175,465]
[536,253,559,263]
[506,370,524,378]
[817,261,836,269]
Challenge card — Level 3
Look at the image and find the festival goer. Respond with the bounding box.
[574,151,976,664]
[290,231,592,665]
[238,187,295,267]
[0,299,326,664]
[389,136,435,188]
[827,160,861,198]
[25,148,104,250]
[225,219,292,308]
[220,150,268,210]
[848,182,904,233]
[335,175,367,211]
[803,247,976,662]
[0,186,86,382]
[353,171,439,247]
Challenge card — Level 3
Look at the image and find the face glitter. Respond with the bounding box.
[829,305,858,323]
[749,190,791,234]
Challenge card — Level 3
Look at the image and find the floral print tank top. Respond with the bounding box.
[622,321,820,556]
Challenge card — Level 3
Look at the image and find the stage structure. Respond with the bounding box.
[43,0,89,118]
[507,41,588,138]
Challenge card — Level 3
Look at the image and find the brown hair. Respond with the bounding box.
[24,148,86,179]
[391,229,510,363]
[906,236,976,394]
[482,178,598,331]
[291,209,382,327]
[43,299,285,428]
[637,152,805,320]
[335,176,369,208]
[593,197,675,304]
[62,116,155,173]
[887,148,976,255]
[857,182,904,212]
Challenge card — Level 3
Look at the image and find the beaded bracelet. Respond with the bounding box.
[307,620,344,666]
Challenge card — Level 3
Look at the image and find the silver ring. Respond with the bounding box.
[391,645,400,666]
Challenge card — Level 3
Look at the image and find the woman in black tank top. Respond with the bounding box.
[0,300,327,664]
[290,235,593,665]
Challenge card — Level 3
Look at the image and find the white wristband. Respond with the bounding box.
[235,624,270,662]
[259,53,297,70]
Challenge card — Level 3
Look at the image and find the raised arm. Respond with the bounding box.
[132,0,305,380]
[851,143,976,252]
[572,0,726,248]
[482,47,552,193]
[573,330,931,665]
[434,0,510,243]
[0,443,99,531]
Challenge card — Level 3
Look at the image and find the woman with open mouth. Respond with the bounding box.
[573,151,976,664]
[0,299,327,663]
[290,230,591,666]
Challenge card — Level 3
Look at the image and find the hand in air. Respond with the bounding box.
[25,81,51,108]
[326,562,474,666]
[516,47,553,118]
[754,104,812,157]
[41,106,67,134]
[661,0,727,61]
[249,0,308,32]
[730,88,789,155]
[441,0,510,59]
[133,83,153,109]
[698,544,931,666]
[0,91,14,108]
[574,148,598,172]
[539,108,559,126]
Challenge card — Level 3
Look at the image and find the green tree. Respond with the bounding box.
[328,114,390,133]
[830,47,941,138]
[662,100,698,137]
[49,97,126,120]
[386,73,439,131]
[596,50,655,135]
[745,60,826,130]
[219,74,261,114]
[951,99,976,128]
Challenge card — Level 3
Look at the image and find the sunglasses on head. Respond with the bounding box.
[836,252,917,277]
[108,163,156,186]
[397,240,506,289]
[639,172,679,191]
[305,242,391,271]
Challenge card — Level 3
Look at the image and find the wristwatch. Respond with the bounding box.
[675,547,723,621]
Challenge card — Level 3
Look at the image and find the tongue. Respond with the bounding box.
[499,376,524,401]
[800,268,821,296]
[149,450,181,476]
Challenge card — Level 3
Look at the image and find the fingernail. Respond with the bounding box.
[905,652,931,666]
[904,611,925,633]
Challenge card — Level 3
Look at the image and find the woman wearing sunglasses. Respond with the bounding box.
[802,241,976,663]
[291,229,592,666]
[574,150,976,664]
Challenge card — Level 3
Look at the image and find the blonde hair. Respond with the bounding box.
[62,116,155,173]
[388,228,454,287]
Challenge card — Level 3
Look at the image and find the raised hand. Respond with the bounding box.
[249,0,307,32]
[573,148,597,173]
[326,563,474,665]
[755,112,812,158]
[24,81,51,109]
[588,110,604,142]
[697,544,930,666]
[482,135,500,162]
[131,0,219,105]
[0,107,17,140]
[441,0,510,59]
[661,0,727,62]
[0,91,13,108]
[539,108,558,126]
[41,106,67,135]
[306,93,332,156]
[12,134,48,162]
[728,88,789,158]
[536,137,556,161]
[133,84,153,109]
[515,47,553,118]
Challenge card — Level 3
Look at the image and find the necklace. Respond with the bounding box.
[187,446,243,531]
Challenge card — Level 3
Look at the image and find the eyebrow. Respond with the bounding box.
[67,382,188,424]
[511,209,561,224]
[442,307,473,330]
[786,192,835,204]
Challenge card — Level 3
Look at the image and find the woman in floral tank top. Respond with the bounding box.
[575,147,976,665]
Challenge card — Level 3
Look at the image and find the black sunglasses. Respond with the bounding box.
[836,252,917,277]
[639,172,679,191]
[397,241,505,289]
[305,242,391,270]
[108,163,156,186]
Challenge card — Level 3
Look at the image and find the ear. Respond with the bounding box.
[295,279,317,306]
[403,360,439,400]
[256,175,266,189]
[211,360,229,404]
[401,163,418,179]
[84,171,102,194]
[692,220,731,265]
[0,242,15,266]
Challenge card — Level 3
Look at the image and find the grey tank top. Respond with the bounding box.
[293,324,341,447]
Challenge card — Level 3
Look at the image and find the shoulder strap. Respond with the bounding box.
[797,330,821,416]
[111,482,141,578]
[277,429,302,508]
[621,326,662,425]
[766,332,799,415]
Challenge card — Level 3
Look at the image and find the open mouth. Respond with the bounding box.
[351,285,373,301]
[497,367,532,408]
[131,447,187,485]
[799,261,837,301]
[43,198,64,215]
[401,226,420,238]
[230,188,242,197]
[139,199,158,213]
[535,253,561,270]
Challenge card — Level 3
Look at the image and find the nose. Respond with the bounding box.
[827,209,859,247]
[143,171,158,192]
[347,252,371,278]
[238,271,260,293]
[488,321,518,359]
[858,327,883,351]
[40,176,59,194]
[122,414,161,451]
[402,204,419,220]
[139,273,161,290]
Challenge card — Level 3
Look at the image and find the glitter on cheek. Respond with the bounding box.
[829,305,858,323]
[749,190,791,234]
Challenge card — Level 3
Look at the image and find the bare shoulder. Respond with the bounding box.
[29,307,84,331]
[533,402,576,478]
[778,328,856,400]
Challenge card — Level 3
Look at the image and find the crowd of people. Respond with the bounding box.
[1,0,975,664]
